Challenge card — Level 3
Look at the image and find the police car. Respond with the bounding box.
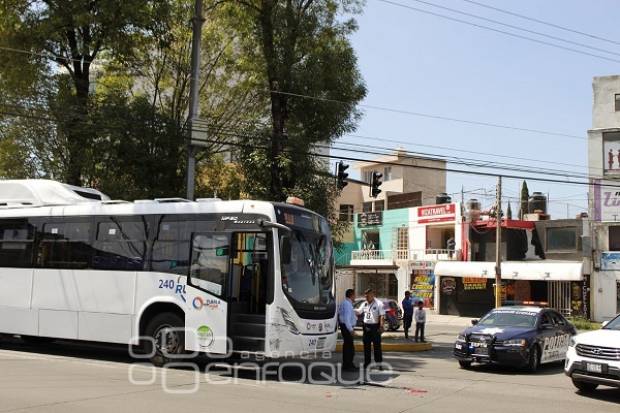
[453,306,577,372]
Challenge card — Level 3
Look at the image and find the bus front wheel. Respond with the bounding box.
[143,312,185,367]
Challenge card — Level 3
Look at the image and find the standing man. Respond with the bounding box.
[338,289,357,371]
[359,288,385,368]
[402,291,414,340]
[414,301,427,343]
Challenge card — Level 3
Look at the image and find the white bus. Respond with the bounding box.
[0,180,337,365]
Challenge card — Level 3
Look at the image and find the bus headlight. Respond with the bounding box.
[280,308,300,335]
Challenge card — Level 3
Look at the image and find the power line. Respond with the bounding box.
[406,0,620,58]
[1,101,592,176]
[266,90,585,140]
[460,0,620,47]
[340,133,591,173]
[374,0,620,65]
[0,106,620,188]
[0,44,586,141]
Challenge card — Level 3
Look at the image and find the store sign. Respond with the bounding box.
[592,179,620,221]
[441,277,456,295]
[358,212,383,227]
[462,277,487,291]
[409,261,434,271]
[411,271,435,306]
[600,251,620,270]
[417,203,456,224]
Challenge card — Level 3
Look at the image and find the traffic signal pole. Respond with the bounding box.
[495,176,502,308]
[186,0,204,200]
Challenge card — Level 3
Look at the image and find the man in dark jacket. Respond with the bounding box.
[402,291,414,340]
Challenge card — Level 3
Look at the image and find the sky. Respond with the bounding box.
[332,0,620,218]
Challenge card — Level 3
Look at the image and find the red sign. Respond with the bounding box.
[417,203,456,224]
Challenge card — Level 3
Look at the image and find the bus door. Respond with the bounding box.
[185,232,230,354]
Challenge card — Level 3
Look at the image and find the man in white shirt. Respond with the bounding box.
[359,288,385,368]
[338,289,357,370]
[413,301,427,343]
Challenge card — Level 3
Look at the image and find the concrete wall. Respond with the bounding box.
[592,76,620,129]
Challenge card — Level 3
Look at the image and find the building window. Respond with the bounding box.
[546,227,577,251]
[362,202,373,212]
[609,226,620,251]
[339,204,354,222]
[615,94,620,112]
[374,200,385,211]
[383,166,392,181]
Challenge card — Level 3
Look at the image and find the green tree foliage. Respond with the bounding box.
[519,180,529,219]
[0,0,171,185]
[229,0,367,214]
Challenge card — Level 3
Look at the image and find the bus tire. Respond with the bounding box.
[143,312,185,367]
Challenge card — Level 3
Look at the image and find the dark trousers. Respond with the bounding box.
[339,323,355,368]
[403,313,413,337]
[415,322,425,342]
[362,324,383,367]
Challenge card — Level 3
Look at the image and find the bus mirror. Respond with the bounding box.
[281,236,292,265]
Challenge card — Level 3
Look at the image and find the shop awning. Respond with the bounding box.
[434,260,584,281]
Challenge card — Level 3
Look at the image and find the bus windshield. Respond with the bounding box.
[276,206,334,314]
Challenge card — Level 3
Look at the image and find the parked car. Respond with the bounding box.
[453,306,576,372]
[353,298,402,331]
[565,313,620,392]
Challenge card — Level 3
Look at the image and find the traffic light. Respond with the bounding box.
[370,171,382,198]
[336,161,349,190]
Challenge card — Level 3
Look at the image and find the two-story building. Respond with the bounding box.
[588,75,620,321]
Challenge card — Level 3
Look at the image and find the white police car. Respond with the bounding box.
[565,313,620,392]
[454,306,576,372]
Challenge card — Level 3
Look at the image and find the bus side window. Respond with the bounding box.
[93,219,147,271]
[151,220,212,275]
[39,222,92,269]
[0,219,35,268]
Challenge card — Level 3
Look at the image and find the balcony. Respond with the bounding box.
[349,249,458,266]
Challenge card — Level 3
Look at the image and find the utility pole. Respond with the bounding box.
[495,176,502,308]
[186,0,205,200]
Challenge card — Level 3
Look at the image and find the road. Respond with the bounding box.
[0,324,618,413]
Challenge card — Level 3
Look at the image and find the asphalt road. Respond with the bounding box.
[0,324,618,413]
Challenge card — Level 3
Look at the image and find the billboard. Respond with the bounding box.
[603,131,620,174]
[416,203,456,224]
[592,179,620,221]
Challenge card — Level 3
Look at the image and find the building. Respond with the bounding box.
[435,216,588,317]
[587,75,620,321]
[335,201,462,309]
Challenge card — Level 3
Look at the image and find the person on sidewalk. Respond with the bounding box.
[359,288,385,368]
[338,288,357,371]
[414,301,427,343]
[402,291,414,340]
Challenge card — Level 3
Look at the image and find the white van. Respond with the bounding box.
[565,314,620,392]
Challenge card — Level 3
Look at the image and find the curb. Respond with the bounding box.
[335,341,432,353]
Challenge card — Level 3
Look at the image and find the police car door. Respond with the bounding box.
[547,311,572,363]
[539,310,566,364]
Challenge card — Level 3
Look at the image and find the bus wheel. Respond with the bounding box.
[143,312,185,367]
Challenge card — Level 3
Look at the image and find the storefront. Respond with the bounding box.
[434,261,585,317]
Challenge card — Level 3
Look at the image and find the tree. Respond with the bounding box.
[225,1,366,208]
[0,0,171,185]
[519,180,529,219]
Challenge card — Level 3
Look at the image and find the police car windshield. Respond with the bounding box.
[478,311,537,328]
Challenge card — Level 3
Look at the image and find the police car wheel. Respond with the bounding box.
[527,345,540,373]
[571,379,598,393]
[458,360,472,369]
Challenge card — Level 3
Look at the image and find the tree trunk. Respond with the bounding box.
[64,69,90,186]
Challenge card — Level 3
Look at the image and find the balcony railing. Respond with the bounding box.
[350,248,459,263]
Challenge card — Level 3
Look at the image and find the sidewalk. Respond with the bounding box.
[425,313,473,327]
